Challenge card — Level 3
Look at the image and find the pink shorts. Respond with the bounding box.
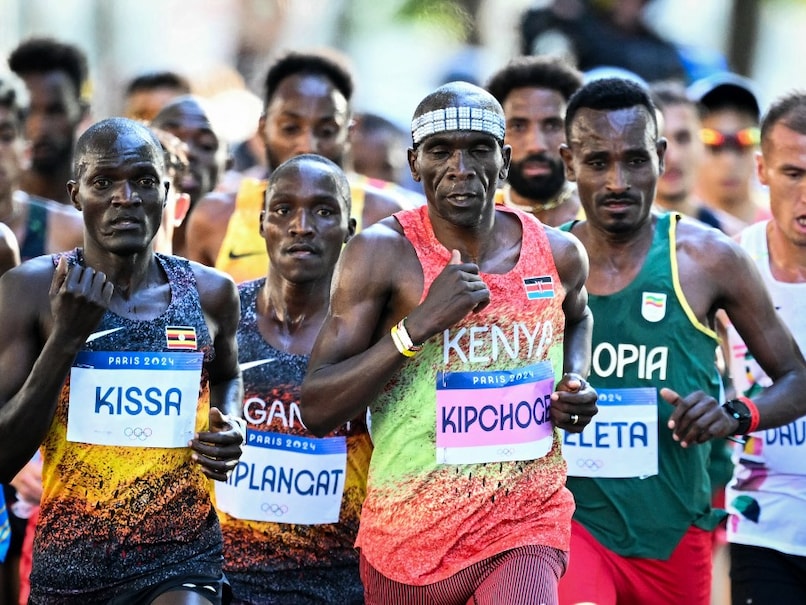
[558,520,712,605]
[361,544,568,605]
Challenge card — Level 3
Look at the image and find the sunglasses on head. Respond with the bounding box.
[700,127,760,151]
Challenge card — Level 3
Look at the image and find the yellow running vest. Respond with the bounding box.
[215,176,369,284]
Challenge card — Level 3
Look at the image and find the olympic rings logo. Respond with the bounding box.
[576,458,604,471]
[124,427,153,440]
[496,448,515,456]
[260,502,289,516]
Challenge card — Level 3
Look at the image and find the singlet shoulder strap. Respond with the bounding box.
[668,213,718,340]
[20,202,48,260]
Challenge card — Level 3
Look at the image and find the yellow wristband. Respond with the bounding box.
[391,324,417,357]
[396,318,423,352]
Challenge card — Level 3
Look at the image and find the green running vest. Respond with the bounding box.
[562,213,724,559]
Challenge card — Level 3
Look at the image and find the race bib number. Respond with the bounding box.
[739,421,806,475]
[67,351,202,448]
[436,362,555,465]
[216,430,347,525]
[563,387,658,478]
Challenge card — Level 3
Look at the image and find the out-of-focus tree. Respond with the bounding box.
[395,0,483,43]
[727,0,759,76]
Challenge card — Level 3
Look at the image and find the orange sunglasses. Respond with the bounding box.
[700,127,760,151]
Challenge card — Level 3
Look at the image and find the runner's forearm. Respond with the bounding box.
[0,337,79,482]
[302,335,406,436]
[210,374,244,419]
[562,305,593,378]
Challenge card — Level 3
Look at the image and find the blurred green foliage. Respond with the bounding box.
[394,0,473,40]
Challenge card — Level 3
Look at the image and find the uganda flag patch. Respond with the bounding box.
[166,326,198,350]
[524,275,555,300]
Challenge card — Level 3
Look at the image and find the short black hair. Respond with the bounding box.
[760,91,806,147]
[8,37,88,100]
[565,77,658,140]
[125,71,191,97]
[486,56,582,105]
[411,81,505,149]
[267,153,351,213]
[0,79,22,122]
[262,50,354,110]
[353,112,405,137]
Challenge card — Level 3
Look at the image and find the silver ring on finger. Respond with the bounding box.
[570,413,579,425]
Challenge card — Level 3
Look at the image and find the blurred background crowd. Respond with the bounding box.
[1,1,805,604]
[1,0,804,149]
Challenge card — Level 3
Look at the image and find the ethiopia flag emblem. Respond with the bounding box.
[641,292,667,323]
[524,276,555,300]
[166,326,198,350]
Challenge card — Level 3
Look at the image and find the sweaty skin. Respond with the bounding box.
[560,103,806,445]
[0,120,244,482]
[302,83,597,594]
[184,69,415,270]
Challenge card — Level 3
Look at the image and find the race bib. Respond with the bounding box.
[740,421,806,475]
[216,430,347,525]
[67,351,202,448]
[563,387,658,478]
[436,362,555,465]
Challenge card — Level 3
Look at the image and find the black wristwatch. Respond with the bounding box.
[722,399,753,435]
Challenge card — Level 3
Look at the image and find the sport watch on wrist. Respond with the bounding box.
[722,398,753,435]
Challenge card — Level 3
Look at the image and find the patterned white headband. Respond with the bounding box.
[411,106,505,146]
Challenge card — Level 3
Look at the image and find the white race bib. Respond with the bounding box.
[563,387,658,478]
[215,430,347,525]
[67,351,203,448]
[740,422,806,475]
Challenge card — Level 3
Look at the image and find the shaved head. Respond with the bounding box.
[268,153,351,213]
[74,117,164,179]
